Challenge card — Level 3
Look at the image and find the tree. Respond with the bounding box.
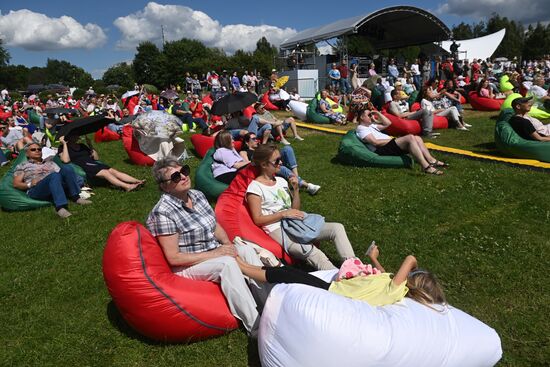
[451,23,473,40]
[0,39,10,67]
[133,42,163,86]
[523,23,550,60]
[43,59,94,88]
[486,14,524,58]
[102,62,135,88]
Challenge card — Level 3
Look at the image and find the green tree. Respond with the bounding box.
[102,62,135,88]
[523,23,550,60]
[486,14,524,58]
[451,23,474,40]
[43,59,94,88]
[133,42,163,86]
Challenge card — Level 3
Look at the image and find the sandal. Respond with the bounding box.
[424,166,444,175]
[429,160,449,168]
[365,241,377,257]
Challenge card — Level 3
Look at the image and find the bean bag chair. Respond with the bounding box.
[0,153,51,211]
[0,154,86,212]
[94,127,121,143]
[407,90,419,106]
[501,93,550,120]
[468,92,504,111]
[381,111,421,136]
[261,92,279,111]
[409,103,449,130]
[288,101,307,121]
[190,134,243,159]
[495,109,550,163]
[370,88,385,111]
[195,148,229,199]
[259,270,502,367]
[306,98,331,124]
[336,130,413,168]
[0,110,12,121]
[215,166,294,264]
[242,106,255,120]
[102,221,238,342]
[121,125,155,166]
[28,110,42,126]
[499,75,514,92]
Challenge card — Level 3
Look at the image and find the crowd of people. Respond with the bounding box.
[1,54,549,346]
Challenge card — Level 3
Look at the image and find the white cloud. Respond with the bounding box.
[0,9,107,51]
[114,2,296,53]
[437,0,550,24]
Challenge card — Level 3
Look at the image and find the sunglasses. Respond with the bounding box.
[28,147,42,152]
[269,158,283,167]
[160,165,191,184]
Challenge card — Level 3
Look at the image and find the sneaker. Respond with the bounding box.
[56,208,72,218]
[189,129,196,133]
[429,132,441,136]
[294,136,304,141]
[306,183,321,195]
[280,138,291,146]
[75,198,92,205]
[456,126,469,131]
[463,123,472,128]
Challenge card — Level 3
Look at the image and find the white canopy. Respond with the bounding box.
[441,29,506,61]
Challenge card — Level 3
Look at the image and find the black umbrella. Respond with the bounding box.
[56,114,113,139]
[210,92,258,116]
[160,90,179,100]
[45,108,78,115]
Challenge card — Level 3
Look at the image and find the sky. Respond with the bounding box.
[1,0,549,79]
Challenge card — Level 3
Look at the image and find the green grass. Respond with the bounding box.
[1,108,549,366]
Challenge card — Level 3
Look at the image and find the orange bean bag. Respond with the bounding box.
[0,110,12,121]
[190,134,243,158]
[381,111,421,136]
[215,166,294,264]
[102,221,238,342]
[121,125,155,166]
[468,92,504,111]
[410,103,449,130]
[94,127,121,142]
[261,92,279,111]
[243,106,255,119]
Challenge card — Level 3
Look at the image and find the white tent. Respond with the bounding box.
[440,29,506,61]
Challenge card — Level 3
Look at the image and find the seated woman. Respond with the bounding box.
[318,89,347,125]
[13,141,91,218]
[477,79,495,99]
[239,132,320,195]
[348,80,372,123]
[442,79,464,114]
[0,120,33,153]
[59,134,144,191]
[236,245,446,308]
[421,88,470,131]
[356,109,448,175]
[246,144,355,270]
[211,131,249,184]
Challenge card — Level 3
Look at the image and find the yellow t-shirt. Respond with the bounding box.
[328,273,408,306]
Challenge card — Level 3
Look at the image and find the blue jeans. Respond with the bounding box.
[107,123,123,133]
[229,129,244,139]
[413,75,421,91]
[248,115,272,137]
[277,146,303,185]
[340,78,352,94]
[28,164,81,210]
[180,114,208,130]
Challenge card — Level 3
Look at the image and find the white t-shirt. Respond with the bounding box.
[421,98,435,112]
[246,177,292,233]
[410,64,420,76]
[529,85,548,108]
[356,124,390,152]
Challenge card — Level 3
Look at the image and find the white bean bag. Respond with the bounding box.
[288,100,308,121]
[259,270,502,367]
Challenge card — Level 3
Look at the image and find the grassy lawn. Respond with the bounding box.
[1,108,549,366]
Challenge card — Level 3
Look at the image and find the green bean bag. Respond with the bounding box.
[0,154,87,211]
[0,154,51,211]
[499,75,514,92]
[407,90,419,107]
[494,109,550,163]
[501,93,550,120]
[28,110,41,126]
[371,88,384,111]
[306,97,331,124]
[194,148,228,199]
[337,130,413,168]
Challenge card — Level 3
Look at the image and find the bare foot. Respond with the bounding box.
[125,183,140,192]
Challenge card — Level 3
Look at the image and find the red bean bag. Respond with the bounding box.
[215,166,294,264]
[0,110,12,121]
[381,111,421,136]
[102,221,238,342]
[202,94,222,123]
[94,127,121,142]
[468,92,504,111]
[122,125,155,166]
[410,103,449,130]
[243,106,255,119]
[190,134,242,158]
[261,92,279,111]
[459,94,466,104]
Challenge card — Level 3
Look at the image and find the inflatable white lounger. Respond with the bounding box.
[259,270,502,367]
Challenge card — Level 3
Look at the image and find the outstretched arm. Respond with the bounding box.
[392,255,418,286]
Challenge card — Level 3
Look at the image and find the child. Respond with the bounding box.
[236,244,447,308]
